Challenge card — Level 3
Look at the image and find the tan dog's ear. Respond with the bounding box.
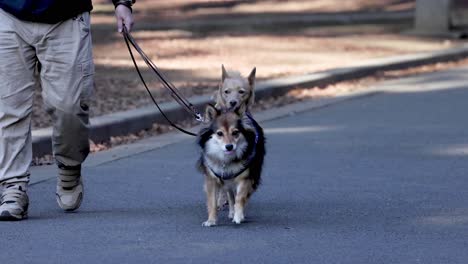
[247,67,256,86]
[215,83,227,108]
[247,90,255,110]
[222,64,229,82]
[247,67,256,109]
[204,104,219,122]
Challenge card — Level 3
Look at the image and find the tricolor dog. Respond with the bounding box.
[197,105,265,226]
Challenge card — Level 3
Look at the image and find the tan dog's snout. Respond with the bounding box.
[229,100,239,108]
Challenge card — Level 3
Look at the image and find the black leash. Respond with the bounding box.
[122,27,202,137]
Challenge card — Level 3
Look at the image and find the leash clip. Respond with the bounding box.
[195,113,204,122]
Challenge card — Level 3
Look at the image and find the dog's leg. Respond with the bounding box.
[233,179,253,224]
[202,176,218,227]
[227,189,235,219]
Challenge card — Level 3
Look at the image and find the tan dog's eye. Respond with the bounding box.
[224,90,231,94]
[238,90,245,94]
[216,131,224,136]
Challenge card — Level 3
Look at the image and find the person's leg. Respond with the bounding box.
[0,9,38,220]
[35,12,94,211]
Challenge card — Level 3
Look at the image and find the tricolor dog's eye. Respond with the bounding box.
[216,131,224,136]
[232,130,240,137]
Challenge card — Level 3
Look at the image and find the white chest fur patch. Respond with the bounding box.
[204,157,246,179]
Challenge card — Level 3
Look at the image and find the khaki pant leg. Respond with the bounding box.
[35,12,95,167]
[0,9,37,184]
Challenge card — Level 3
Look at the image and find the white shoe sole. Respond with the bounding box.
[0,208,28,221]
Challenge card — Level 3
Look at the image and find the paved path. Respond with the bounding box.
[3,67,468,263]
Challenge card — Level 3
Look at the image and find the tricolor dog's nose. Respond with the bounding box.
[225,144,234,151]
[229,101,237,107]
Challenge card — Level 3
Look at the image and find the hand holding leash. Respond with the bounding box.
[115,4,134,32]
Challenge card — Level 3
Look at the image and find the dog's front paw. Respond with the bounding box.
[202,220,217,227]
[233,213,244,224]
[228,210,235,219]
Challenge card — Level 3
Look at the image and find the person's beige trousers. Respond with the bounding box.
[0,9,94,185]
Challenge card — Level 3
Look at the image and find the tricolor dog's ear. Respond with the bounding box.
[204,103,219,122]
[222,64,229,82]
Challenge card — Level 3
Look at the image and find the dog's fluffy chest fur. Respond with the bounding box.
[203,156,248,181]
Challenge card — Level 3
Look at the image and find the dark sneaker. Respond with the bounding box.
[56,167,83,212]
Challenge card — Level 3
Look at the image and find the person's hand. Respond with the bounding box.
[115,4,134,32]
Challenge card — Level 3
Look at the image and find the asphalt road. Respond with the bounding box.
[3,68,468,263]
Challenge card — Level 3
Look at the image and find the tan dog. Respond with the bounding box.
[214,65,256,114]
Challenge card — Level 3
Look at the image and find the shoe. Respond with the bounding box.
[56,166,83,212]
[0,186,29,221]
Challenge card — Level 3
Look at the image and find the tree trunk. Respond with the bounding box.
[414,0,451,32]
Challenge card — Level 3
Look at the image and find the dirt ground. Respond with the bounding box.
[31,0,464,129]
[93,0,415,16]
